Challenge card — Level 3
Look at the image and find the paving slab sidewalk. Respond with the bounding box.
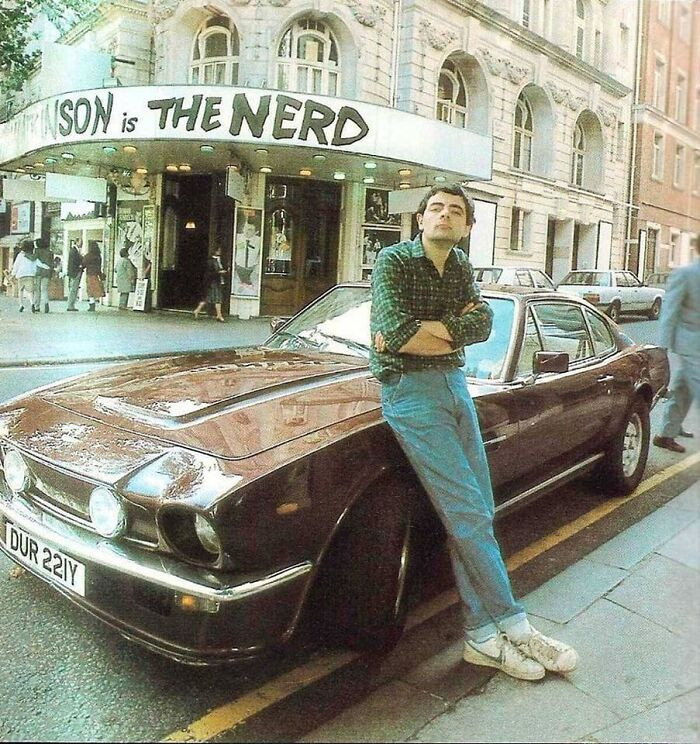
[301,483,700,744]
[0,295,271,366]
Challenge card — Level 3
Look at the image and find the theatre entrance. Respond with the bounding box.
[157,174,234,313]
[260,178,340,317]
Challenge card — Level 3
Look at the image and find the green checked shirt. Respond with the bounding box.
[369,235,493,381]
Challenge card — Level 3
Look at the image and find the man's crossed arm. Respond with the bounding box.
[374,301,483,356]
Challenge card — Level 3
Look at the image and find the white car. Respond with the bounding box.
[556,270,664,323]
[473,266,556,291]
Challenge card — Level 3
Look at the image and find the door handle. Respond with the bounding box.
[597,374,614,383]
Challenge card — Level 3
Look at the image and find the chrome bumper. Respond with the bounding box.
[0,492,312,603]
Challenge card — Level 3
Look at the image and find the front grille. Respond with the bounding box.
[19,454,158,547]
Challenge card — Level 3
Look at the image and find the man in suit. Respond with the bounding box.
[654,237,700,453]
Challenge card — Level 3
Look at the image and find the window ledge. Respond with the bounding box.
[651,174,664,183]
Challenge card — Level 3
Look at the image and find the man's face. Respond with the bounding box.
[417,191,471,245]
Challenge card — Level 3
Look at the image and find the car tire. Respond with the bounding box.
[317,480,414,653]
[647,298,662,321]
[607,301,621,324]
[596,397,650,496]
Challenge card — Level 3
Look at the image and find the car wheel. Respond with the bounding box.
[317,480,414,652]
[596,397,650,496]
[607,301,621,324]
[647,298,662,321]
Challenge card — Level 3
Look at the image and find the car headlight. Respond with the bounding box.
[194,514,221,556]
[2,448,31,493]
[159,508,222,564]
[89,487,127,538]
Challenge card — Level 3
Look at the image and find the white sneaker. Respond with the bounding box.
[515,629,578,673]
[463,634,545,681]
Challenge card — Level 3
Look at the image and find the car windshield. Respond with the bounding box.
[560,271,611,287]
[474,268,503,283]
[265,286,516,381]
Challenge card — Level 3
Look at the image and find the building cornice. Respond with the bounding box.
[444,0,631,99]
[635,105,700,148]
[59,0,150,45]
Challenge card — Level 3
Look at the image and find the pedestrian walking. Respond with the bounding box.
[66,240,83,311]
[10,239,37,313]
[193,247,227,322]
[654,237,700,453]
[33,238,53,313]
[116,247,137,310]
[371,183,578,682]
[81,240,105,311]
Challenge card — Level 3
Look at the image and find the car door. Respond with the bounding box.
[624,271,646,310]
[510,300,614,481]
[614,271,634,312]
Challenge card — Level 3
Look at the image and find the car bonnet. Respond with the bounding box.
[9,349,380,461]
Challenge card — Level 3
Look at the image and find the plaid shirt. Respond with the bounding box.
[369,235,493,381]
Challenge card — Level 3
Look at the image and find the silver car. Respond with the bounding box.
[556,270,664,323]
[474,266,556,291]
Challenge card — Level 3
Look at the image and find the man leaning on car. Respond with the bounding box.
[654,236,700,453]
[370,182,578,682]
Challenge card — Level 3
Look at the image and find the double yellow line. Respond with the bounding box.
[163,452,699,742]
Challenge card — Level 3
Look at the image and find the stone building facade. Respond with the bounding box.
[0,0,639,316]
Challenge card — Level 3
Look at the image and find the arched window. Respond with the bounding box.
[575,0,586,59]
[513,96,533,170]
[572,122,585,185]
[436,59,468,128]
[277,19,340,95]
[190,15,240,85]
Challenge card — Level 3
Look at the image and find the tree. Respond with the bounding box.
[0,0,97,93]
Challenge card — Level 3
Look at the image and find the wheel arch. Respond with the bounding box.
[633,381,654,409]
[293,464,438,637]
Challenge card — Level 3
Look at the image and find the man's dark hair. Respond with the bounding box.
[416,183,476,226]
[120,247,129,258]
[20,238,34,254]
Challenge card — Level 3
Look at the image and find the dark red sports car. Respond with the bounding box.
[0,285,669,663]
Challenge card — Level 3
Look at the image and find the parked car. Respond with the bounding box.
[645,271,671,291]
[473,265,556,291]
[556,269,664,322]
[0,285,669,664]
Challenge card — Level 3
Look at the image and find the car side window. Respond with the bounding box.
[533,271,554,289]
[585,309,615,356]
[515,308,544,376]
[624,272,641,287]
[516,270,534,287]
[530,302,595,362]
[615,272,629,287]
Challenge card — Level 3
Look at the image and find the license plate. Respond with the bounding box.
[5,522,86,597]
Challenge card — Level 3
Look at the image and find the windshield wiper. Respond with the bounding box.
[313,331,370,355]
[267,331,322,350]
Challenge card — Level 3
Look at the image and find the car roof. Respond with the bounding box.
[343,281,580,303]
[564,269,610,274]
[474,265,545,271]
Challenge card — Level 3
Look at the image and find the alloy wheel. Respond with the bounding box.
[622,412,643,478]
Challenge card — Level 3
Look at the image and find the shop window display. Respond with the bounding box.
[361,188,400,281]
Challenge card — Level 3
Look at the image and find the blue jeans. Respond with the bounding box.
[381,368,526,641]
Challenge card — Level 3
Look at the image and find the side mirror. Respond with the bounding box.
[269,316,287,334]
[533,350,569,375]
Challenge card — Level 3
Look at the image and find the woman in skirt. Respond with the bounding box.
[82,241,106,311]
[193,248,227,322]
